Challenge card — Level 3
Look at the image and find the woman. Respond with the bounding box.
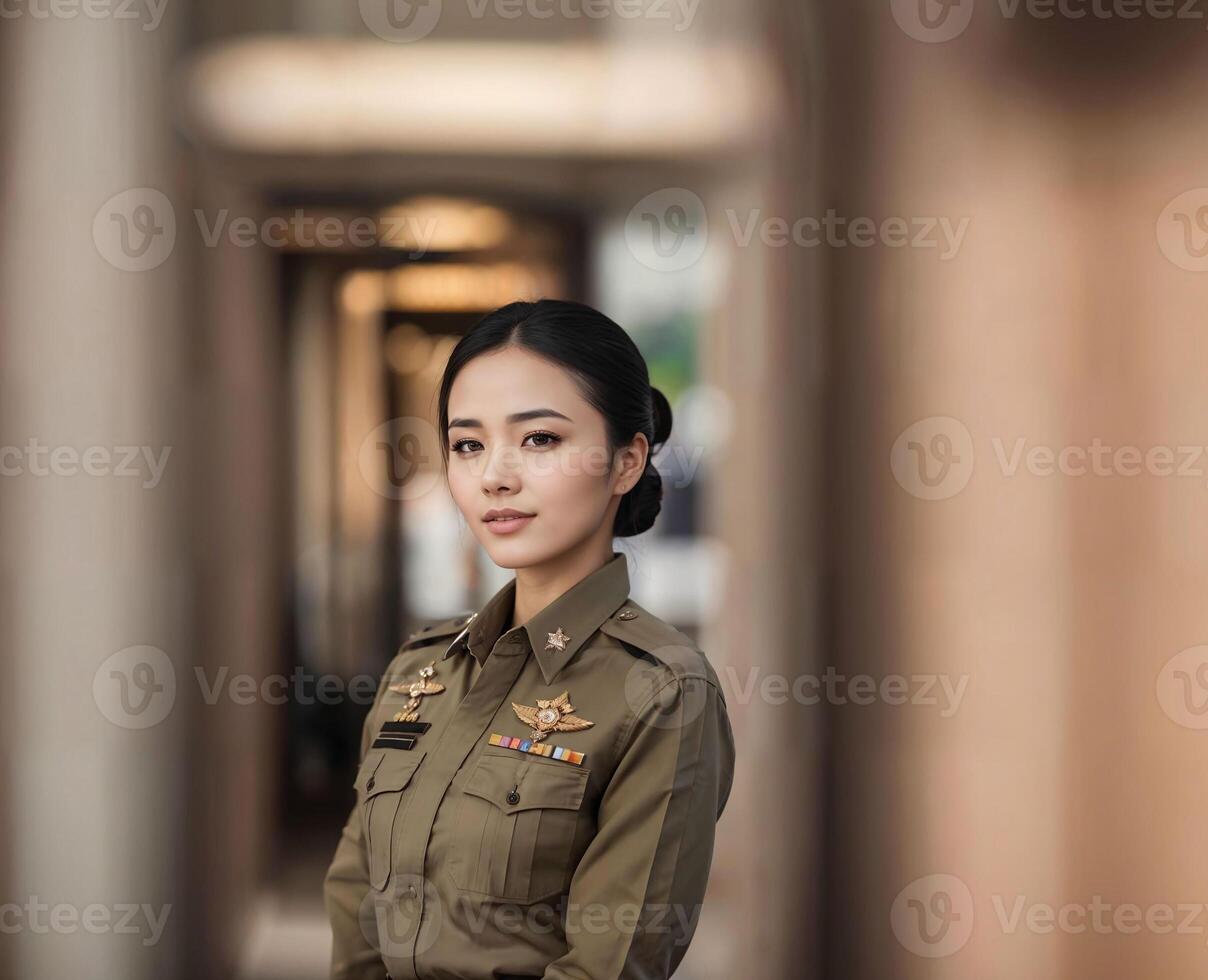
[324,299,736,980]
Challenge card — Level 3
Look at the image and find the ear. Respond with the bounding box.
[612,432,650,496]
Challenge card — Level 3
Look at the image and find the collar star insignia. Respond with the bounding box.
[387,661,446,722]
[544,627,570,652]
[511,690,594,742]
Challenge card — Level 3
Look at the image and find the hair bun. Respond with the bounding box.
[650,385,673,451]
[610,385,673,538]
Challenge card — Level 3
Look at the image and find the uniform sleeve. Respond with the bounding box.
[322,672,391,980]
[542,673,736,980]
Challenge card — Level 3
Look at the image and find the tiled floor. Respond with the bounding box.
[239,893,332,980]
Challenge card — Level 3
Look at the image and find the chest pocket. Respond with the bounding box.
[355,747,425,890]
[450,749,590,905]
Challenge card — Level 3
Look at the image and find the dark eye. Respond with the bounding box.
[450,438,482,455]
[523,431,561,449]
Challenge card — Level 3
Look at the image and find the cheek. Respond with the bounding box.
[446,463,477,510]
[526,443,613,484]
[526,449,612,514]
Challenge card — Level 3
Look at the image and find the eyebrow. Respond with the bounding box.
[448,408,573,430]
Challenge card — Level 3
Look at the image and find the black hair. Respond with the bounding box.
[437,298,673,537]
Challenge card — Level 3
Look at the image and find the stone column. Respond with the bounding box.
[0,4,189,979]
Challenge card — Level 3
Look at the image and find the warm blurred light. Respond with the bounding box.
[183,39,769,156]
[429,335,460,378]
[385,262,558,312]
[339,270,383,315]
[384,322,435,376]
[379,196,513,252]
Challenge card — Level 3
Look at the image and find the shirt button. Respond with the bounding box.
[506,789,520,805]
[407,884,417,898]
[366,777,375,791]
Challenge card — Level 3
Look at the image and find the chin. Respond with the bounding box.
[479,533,563,571]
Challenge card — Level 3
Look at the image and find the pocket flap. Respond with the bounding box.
[356,748,424,799]
[464,751,589,814]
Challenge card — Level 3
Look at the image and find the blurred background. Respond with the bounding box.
[3,1,1208,978]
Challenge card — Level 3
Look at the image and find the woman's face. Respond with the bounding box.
[445,345,645,569]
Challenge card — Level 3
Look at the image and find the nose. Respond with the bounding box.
[480,443,523,495]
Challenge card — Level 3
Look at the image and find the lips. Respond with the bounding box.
[482,509,536,535]
[482,508,535,522]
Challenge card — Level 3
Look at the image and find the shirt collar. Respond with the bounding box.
[441,551,631,686]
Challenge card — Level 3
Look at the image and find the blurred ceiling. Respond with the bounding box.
[183,38,771,160]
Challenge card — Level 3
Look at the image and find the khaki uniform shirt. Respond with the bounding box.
[323,551,736,980]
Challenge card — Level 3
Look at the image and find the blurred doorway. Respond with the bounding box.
[243,193,583,978]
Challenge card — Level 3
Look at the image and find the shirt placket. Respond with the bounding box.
[389,634,530,980]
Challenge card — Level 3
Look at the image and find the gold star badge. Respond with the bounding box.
[387,661,446,722]
[544,627,570,652]
[511,691,594,742]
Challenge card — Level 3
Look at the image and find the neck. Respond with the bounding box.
[508,541,615,631]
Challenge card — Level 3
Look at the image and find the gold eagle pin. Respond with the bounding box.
[387,661,446,723]
[511,691,594,742]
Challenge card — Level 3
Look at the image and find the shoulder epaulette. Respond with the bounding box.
[398,611,475,653]
[598,600,716,683]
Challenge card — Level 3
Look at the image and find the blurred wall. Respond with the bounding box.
[0,8,190,980]
[817,3,1208,978]
[186,172,287,978]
